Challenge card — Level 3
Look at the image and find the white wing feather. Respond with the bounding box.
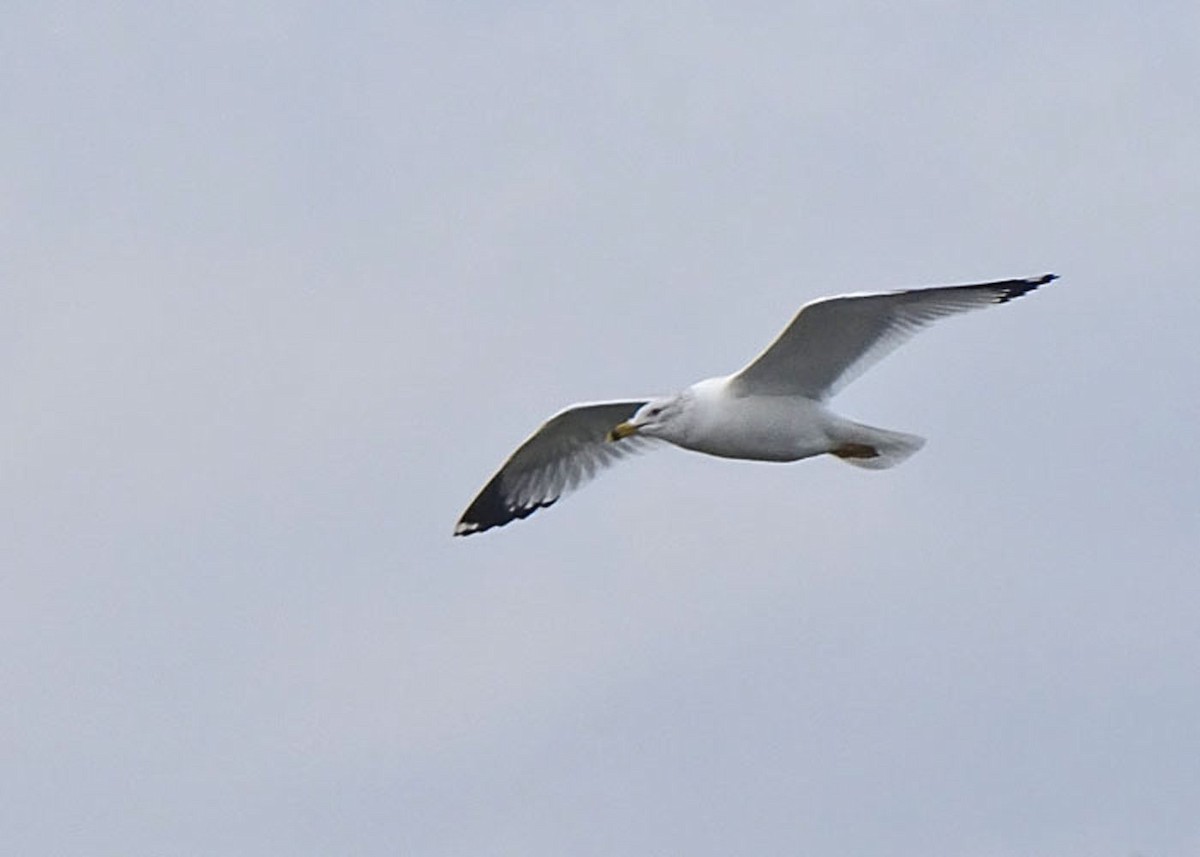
[455,399,657,535]
[730,275,1055,400]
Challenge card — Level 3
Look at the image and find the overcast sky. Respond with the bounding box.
[4,3,1200,856]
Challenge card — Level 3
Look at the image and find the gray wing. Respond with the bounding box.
[730,274,1056,400]
[455,399,657,536]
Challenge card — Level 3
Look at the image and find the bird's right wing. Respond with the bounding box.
[729,274,1056,400]
[455,399,657,536]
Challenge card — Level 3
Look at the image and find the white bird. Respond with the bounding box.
[455,274,1055,535]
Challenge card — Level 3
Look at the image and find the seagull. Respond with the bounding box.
[455,274,1056,536]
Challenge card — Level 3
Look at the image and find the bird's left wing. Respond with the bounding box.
[455,399,656,536]
[729,274,1056,400]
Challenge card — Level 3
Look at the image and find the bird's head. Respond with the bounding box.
[607,395,684,442]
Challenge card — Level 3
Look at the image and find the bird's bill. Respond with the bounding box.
[607,421,638,442]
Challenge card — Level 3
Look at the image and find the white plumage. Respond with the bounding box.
[455,274,1055,535]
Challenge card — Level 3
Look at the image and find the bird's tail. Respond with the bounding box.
[830,421,926,470]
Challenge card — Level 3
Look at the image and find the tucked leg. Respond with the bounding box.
[832,442,880,460]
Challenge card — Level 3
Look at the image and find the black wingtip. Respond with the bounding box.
[453,482,557,536]
[995,273,1058,303]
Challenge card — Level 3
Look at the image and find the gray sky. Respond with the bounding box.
[5,3,1199,855]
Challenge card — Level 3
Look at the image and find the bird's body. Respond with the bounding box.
[455,274,1056,535]
[678,377,827,461]
[654,377,860,463]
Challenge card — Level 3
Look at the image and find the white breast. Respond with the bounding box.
[670,377,835,462]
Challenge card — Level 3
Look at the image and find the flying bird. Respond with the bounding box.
[455,274,1056,536]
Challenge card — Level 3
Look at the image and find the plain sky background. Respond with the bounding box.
[5,3,1200,855]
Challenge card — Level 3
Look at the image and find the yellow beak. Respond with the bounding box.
[607,421,638,442]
